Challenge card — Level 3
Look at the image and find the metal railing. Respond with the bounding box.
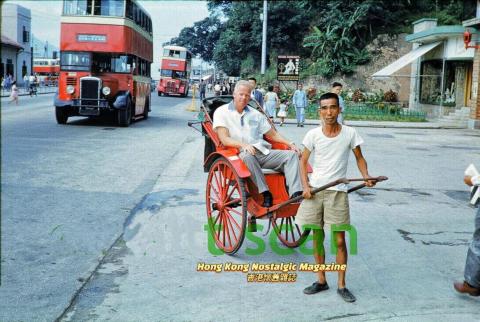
[343,102,426,121]
[301,101,426,122]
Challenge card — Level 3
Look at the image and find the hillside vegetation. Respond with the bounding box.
[167,0,471,80]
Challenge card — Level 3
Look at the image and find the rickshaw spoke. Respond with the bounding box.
[289,218,296,241]
[224,180,237,202]
[209,193,219,204]
[285,219,289,241]
[295,220,302,236]
[224,208,241,230]
[224,198,241,207]
[215,214,222,240]
[221,212,226,245]
[210,182,221,201]
[224,213,237,246]
[225,207,242,216]
[279,218,285,235]
[213,169,222,197]
[221,165,230,200]
[224,213,233,249]
[213,211,221,226]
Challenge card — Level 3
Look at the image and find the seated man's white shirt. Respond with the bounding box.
[213,102,272,155]
[302,125,364,192]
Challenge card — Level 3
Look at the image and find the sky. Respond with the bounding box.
[5,0,210,78]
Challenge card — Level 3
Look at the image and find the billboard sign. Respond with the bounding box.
[277,55,300,81]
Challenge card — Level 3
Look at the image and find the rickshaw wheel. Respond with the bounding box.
[206,157,247,254]
[271,216,310,248]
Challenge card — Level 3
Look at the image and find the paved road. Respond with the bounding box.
[0,93,198,321]
[60,113,480,320]
[1,94,480,321]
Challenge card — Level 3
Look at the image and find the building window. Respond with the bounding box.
[23,26,30,43]
[22,60,27,77]
[420,60,473,107]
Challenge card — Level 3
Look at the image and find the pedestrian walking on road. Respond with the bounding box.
[4,75,11,91]
[214,82,221,96]
[23,74,29,91]
[248,77,264,109]
[8,81,19,105]
[199,79,206,100]
[264,85,279,120]
[29,73,37,96]
[331,82,345,124]
[277,98,288,126]
[293,83,307,127]
[454,169,480,297]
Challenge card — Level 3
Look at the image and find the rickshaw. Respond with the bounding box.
[188,95,387,255]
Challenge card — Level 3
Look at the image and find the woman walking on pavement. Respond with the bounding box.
[9,81,19,105]
[264,85,279,120]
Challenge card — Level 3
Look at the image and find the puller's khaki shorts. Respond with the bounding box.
[294,189,350,229]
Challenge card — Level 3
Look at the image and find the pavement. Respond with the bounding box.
[1,86,57,97]
[274,118,459,130]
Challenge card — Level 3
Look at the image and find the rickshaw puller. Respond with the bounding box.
[213,80,303,208]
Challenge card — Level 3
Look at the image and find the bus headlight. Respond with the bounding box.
[102,86,111,96]
[66,85,75,94]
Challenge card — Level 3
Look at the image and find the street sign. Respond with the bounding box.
[277,55,299,81]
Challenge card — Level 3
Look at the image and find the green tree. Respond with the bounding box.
[166,16,224,62]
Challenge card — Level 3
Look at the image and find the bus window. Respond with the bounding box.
[90,53,132,73]
[60,51,91,71]
[94,0,125,17]
[172,70,186,78]
[126,0,133,20]
[63,0,92,16]
[160,70,173,77]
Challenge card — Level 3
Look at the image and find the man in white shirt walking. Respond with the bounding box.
[292,83,307,127]
[296,92,375,302]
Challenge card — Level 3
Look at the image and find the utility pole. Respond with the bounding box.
[261,0,267,75]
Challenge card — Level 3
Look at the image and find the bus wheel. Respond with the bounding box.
[118,98,132,127]
[143,97,149,119]
[55,107,68,124]
[157,91,162,96]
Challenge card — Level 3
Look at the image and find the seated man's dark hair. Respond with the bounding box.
[318,92,339,106]
[331,82,343,88]
[248,77,257,83]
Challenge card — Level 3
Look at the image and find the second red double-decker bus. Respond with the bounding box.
[157,45,192,97]
[55,0,153,127]
[33,58,60,86]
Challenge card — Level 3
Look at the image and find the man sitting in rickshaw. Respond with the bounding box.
[212,80,303,207]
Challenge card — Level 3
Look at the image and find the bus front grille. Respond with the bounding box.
[80,78,100,106]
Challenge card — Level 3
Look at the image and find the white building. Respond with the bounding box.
[1,3,32,82]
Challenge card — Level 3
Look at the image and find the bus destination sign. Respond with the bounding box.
[77,34,107,42]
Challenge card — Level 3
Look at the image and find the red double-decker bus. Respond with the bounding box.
[33,58,60,86]
[157,45,192,97]
[55,0,153,127]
